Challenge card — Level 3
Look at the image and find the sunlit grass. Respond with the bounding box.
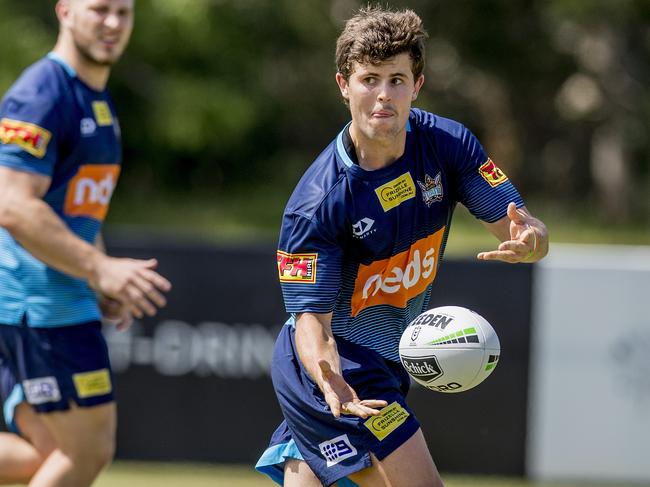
[93,462,637,487]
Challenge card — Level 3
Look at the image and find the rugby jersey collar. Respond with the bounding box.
[47,52,77,77]
[335,119,414,181]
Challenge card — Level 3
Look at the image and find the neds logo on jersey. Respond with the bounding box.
[350,227,445,316]
[0,118,52,158]
[277,251,317,283]
[64,164,121,221]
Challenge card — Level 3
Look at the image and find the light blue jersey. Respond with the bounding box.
[0,54,122,327]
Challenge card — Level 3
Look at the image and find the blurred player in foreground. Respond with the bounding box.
[256,6,548,487]
[0,1,171,485]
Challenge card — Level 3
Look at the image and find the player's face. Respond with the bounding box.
[337,53,424,143]
[64,0,134,66]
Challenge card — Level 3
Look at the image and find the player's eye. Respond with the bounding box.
[391,78,404,85]
[363,77,377,85]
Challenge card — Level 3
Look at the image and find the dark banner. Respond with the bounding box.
[1,232,532,475]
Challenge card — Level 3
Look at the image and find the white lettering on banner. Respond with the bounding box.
[103,320,279,379]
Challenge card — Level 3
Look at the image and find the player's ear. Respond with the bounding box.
[335,72,350,101]
[55,0,72,27]
[412,74,425,101]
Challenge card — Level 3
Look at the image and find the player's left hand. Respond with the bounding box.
[477,202,541,263]
[318,360,388,419]
[98,293,134,331]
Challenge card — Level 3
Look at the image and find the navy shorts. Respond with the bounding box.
[0,321,115,430]
[256,323,420,486]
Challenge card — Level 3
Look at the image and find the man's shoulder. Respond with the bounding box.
[409,108,469,141]
[3,57,67,103]
[285,138,348,220]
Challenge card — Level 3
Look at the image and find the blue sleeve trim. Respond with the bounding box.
[0,155,53,177]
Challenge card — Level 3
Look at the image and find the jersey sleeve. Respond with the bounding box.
[0,88,64,177]
[443,122,524,223]
[276,211,343,314]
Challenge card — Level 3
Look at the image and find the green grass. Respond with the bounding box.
[93,462,637,487]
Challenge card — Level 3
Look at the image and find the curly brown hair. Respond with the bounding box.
[335,6,428,80]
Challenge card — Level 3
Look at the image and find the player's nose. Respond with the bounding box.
[377,81,392,102]
[104,13,122,31]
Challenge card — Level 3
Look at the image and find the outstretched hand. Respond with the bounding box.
[90,257,172,320]
[477,202,540,263]
[319,360,387,418]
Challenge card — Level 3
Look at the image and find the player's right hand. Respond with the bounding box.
[318,360,387,419]
[90,256,172,319]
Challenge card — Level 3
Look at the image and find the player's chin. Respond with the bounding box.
[92,49,124,66]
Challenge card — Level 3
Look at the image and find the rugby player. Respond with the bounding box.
[256,6,548,487]
[0,1,171,485]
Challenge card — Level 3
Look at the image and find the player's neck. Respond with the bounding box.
[52,44,111,91]
[349,123,406,171]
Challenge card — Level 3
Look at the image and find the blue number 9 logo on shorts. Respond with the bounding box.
[318,434,358,467]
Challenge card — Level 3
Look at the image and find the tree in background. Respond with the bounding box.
[1,0,648,225]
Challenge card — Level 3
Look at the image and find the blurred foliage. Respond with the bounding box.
[1,0,649,238]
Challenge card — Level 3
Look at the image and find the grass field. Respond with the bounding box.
[91,462,638,487]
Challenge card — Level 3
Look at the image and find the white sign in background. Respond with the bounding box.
[527,245,650,483]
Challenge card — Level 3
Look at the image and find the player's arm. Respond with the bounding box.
[0,165,170,318]
[295,312,387,418]
[477,202,549,263]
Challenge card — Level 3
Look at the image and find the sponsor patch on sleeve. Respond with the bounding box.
[364,401,410,441]
[478,158,508,187]
[277,251,317,283]
[73,368,112,398]
[0,118,52,158]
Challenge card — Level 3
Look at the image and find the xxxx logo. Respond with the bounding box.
[0,118,51,158]
[64,164,121,221]
[478,158,508,188]
[277,251,317,283]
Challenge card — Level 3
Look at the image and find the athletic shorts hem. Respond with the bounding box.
[31,394,115,414]
[255,439,304,485]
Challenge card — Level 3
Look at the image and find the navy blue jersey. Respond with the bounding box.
[0,53,122,326]
[277,109,523,362]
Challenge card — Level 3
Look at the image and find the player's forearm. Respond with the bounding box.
[295,312,341,390]
[0,196,103,282]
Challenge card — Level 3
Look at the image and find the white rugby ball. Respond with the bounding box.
[399,306,500,393]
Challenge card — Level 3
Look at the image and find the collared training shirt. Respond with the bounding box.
[276,108,523,362]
